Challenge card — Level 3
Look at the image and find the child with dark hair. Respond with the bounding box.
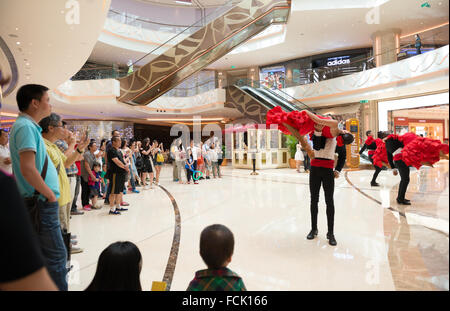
[187,224,246,291]
[85,241,142,291]
[88,162,102,209]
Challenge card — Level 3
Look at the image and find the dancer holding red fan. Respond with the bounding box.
[359,130,389,186]
[382,132,449,205]
[267,107,354,246]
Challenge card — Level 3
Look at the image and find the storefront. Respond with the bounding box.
[378,92,449,143]
[259,48,372,88]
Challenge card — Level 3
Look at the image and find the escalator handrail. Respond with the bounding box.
[238,86,279,110]
[256,87,300,112]
[131,0,239,68]
[238,85,304,116]
[235,78,314,112]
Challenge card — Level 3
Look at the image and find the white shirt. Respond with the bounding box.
[94,149,103,167]
[202,144,210,160]
[313,131,337,160]
[207,149,218,162]
[173,146,185,161]
[0,144,12,174]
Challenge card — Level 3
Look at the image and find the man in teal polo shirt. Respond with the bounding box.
[9,84,67,291]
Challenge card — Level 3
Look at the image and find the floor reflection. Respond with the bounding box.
[348,160,449,291]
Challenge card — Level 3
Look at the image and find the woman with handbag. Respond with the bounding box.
[152,140,164,186]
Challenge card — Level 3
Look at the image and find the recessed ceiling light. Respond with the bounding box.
[175,0,192,5]
[16,41,20,45]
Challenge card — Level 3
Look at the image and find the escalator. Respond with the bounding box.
[238,85,299,112]
[234,78,314,113]
[118,0,291,106]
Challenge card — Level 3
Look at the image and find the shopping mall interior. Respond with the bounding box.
[0,0,448,292]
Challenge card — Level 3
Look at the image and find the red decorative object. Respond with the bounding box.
[266,106,331,136]
[372,139,388,168]
[402,136,449,169]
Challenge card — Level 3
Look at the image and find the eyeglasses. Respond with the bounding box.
[50,123,64,128]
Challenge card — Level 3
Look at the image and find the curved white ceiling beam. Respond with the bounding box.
[0,0,111,111]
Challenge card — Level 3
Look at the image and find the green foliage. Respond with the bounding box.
[286,135,298,158]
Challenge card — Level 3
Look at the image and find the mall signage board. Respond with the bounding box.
[326,56,351,66]
[259,66,286,90]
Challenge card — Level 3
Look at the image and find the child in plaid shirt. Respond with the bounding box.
[187,224,246,291]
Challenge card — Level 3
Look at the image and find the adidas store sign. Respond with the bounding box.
[327,58,350,66]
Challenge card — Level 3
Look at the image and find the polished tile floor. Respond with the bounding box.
[68,160,449,291]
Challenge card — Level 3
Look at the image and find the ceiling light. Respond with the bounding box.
[175,0,192,5]
[16,41,20,45]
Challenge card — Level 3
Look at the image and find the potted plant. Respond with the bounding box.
[286,135,298,169]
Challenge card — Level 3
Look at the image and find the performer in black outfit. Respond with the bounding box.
[385,135,411,205]
[386,135,411,205]
[360,130,387,186]
[284,112,354,246]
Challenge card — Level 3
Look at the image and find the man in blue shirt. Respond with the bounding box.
[9,84,68,291]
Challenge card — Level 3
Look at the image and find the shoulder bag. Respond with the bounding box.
[24,156,48,234]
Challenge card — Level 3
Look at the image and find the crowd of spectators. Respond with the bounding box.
[0,83,241,292]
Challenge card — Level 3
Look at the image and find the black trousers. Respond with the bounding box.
[71,175,81,211]
[369,154,382,183]
[186,161,198,182]
[309,166,335,233]
[394,160,410,201]
[80,177,90,207]
[186,167,193,182]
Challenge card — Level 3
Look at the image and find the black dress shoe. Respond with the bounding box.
[307,229,318,240]
[396,198,411,205]
[370,181,380,187]
[327,233,337,246]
